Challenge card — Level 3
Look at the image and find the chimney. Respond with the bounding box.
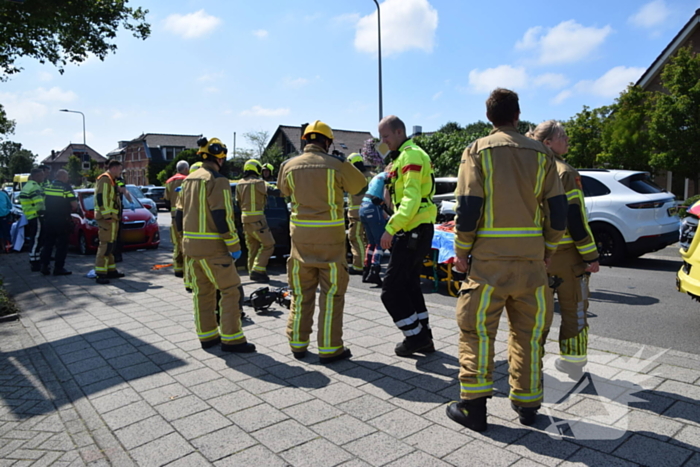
[118,140,129,149]
[412,125,423,137]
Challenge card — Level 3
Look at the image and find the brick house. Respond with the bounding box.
[106,133,201,185]
[40,143,107,176]
[636,8,700,198]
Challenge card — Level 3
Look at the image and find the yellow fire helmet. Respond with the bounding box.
[190,161,204,170]
[196,137,228,159]
[263,163,274,172]
[302,120,334,141]
[244,159,262,175]
[347,153,363,165]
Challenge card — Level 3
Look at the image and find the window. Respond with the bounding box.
[435,181,457,196]
[163,147,185,161]
[581,176,611,197]
[619,173,665,194]
[339,143,348,150]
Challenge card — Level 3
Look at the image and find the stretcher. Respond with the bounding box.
[421,224,465,297]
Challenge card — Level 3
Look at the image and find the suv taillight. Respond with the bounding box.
[626,201,665,209]
[680,217,697,251]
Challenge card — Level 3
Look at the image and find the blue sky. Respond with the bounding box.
[1,0,699,161]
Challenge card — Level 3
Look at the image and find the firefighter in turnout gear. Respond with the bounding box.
[237,159,281,283]
[94,160,125,284]
[19,168,46,271]
[164,160,190,278]
[262,163,275,182]
[378,115,437,357]
[175,137,255,353]
[446,89,567,432]
[529,120,600,380]
[277,120,367,363]
[346,153,370,276]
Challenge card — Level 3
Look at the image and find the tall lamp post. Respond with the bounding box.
[59,109,86,145]
[373,0,383,122]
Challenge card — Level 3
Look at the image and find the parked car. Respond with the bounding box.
[230,182,290,257]
[141,186,167,211]
[69,188,160,254]
[580,169,679,265]
[125,184,158,218]
[677,200,700,302]
[435,169,679,265]
[434,177,458,204]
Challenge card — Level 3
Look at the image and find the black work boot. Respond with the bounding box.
[348,267,364,276]
[446,398,488,432]
[511,402,540,426]
[555,358,585,380]
[221,342,257,353]
[53,268,72,276]
[107,270,125,278]
[40,265,51,276]
[96,276,110,285]
[174,271,184,278]
[249,271,270,283]
[30,262,41,272]
[365,265,383,286]
[395,327,435,357]
[293,350,307,360]
[361,265,371,282]
[200,336,222,350]
[320,348,352,364]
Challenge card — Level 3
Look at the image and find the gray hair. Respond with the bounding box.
[527,120,566,143]
[176,160,190,174]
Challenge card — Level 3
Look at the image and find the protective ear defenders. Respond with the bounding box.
[208,143,228,156]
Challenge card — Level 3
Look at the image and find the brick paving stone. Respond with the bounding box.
[613,409,684,441]
[664,401,700,426]
[344,431,415,467]
[337,394,396,422]
[613,433,693,467]
[190,425,257,462]
[90,387,142,414]
[165,452,212,467]
[129,431,194,467]
[558,448,638,467]
[281,438,353,467]
[172,408,231,440]
[228,403,289,432]
[209,390,262,415]
[506,431,580,466]
[333,366,385,387]
[385,450,452,467]
[259,386,315,409]
[445,439,522,466]
[101,401,157,431]
[671,425,700,451]
[139,383,191,406]
[188,378,239,401]
[252,419,317,453]
[214,445,287,467]
[368,408,433,439]
[173,367,221,387]
[312,382,365,405]
[283,399,344,426]
[356,377,415,401]
[236,373,290,394]
[403,423,472,458]
[390,388,449,415]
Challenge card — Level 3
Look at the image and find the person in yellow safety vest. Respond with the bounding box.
[528,120,600,380]
[277,120,367,363]
[378,115,437,357]
[261,163,275,182]
[94,160,126,284]
[19,168,46,271]
[446,89,567,432]
[345,153,371,277]
[236,159,281,283]
[175,137,255,353]
[164,160,190,278]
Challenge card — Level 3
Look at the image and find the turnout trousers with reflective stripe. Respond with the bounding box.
[188,253,246,346]
[243,219,275,273]
[347,217,365,271]
[456,259,552,408]
[381,223,434,337]
[95,220,118,276]
[548,245,589,364]
[170,221,184,274]
[286,242,349,358]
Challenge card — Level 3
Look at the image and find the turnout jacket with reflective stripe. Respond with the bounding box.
[236,176,280,223]
[19,180,44,220]
[553,156,599,263]
[94,173,120,221]
[454,126,567,262]
[386,139,437,235]
[176,161,241,258]
[164,173,187,213]
[277,143,367,245]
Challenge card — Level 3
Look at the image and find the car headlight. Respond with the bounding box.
[86,218,98,227]
[146,215,157,226]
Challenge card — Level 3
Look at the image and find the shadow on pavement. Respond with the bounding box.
[589,290,659,306]
[617,257,681,273]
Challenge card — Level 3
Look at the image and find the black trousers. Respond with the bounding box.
[26,217,43,264]
[381,223,434,337]
[40,221,70,270]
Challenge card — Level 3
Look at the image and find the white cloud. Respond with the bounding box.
[629,0,670,28]
[552,90,573,105]
[354,0,438,56]
[468,65,529,93]
[197,72,224,82]
[516,20,612,64]
[38,72,53,82]
[163,10,222,39]
[333,13,361,26]
[252,29,268,38]
[574,66,645,98]
[0,86,77,124]
[283,77,310,89]
[432,91,443,101]
[35,87,77,103]
[240,105,290,117]
[533,73,569,89]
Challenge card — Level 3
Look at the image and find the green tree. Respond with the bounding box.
[649,45,700,190]
[242,130,285,172]
[414,124,491,177]
[564,105,612,169]
[598,85,655,172]
[65,155,83,186]
[438,121,463,134]
[0,105,15,143]
[0,141,21,182]
[9,149,36,176]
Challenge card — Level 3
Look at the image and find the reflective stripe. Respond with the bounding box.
[224,237,239,247]
[291,218,345,228]
[455,239,472,250]
[529,286,547,394]
[545,242,558,250]
[290,340,309,348]
[417,311,429,321]
[475,285,494,385]
[509,389,543,402]
[243,210,264,216]
[290,259,303,344]
[477,228,543,237]
[221,331,244,342]
[561,354,587,363]
[482,149,494,229]
[533,152,546,227]
[395,312,418,328]
[402,323,423,336]
[327,169,338,221]
[198,328,219,340]
[577,242,597,255]
[460,382,493,394]
[560,235,574,244]
[318,345,343,355]
[198,180,206,233]
[183,232,221,240]
[323,262,339,348]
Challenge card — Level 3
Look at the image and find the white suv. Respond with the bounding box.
[579,169,679,265]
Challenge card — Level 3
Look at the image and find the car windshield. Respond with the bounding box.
[435,181,457,196]
[127,186,146,202]
[619,173,665,194]
[81,193,142,211]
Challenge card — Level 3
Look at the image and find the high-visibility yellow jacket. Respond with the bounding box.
[164,173,187,214]
[277,143,367,246]
[236,176,280,223]
[175,161,240,258]
[385,139,437,235]
[454,126,567,262]
[19,180,44,220]
[554,156,599,263]
[94,172,120,221]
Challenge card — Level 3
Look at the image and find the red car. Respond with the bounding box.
[69,188,160,254]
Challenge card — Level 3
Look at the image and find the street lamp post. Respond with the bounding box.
[59,109,86,145]
[373,0,383,122]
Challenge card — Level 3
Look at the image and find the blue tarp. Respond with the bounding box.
[431,227,455,264]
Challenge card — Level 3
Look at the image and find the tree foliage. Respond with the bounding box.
[0,0,150,79]
[65,155,83,186]
[564,105,612,169]
[414,125,490,177]
[0,141,35,182]
[242,130,284,172]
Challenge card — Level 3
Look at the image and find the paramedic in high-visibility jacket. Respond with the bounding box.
[378,115,437,358]
[446,88,567,432]
[176,137,255,353]
[277,120,367,364]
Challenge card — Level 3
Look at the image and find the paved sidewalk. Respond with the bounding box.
[1,244,700,466]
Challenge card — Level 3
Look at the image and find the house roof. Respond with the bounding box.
[106,133,202,161]
[636,8,700,89]
[40,143,106,165]
[269,125,374,156]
